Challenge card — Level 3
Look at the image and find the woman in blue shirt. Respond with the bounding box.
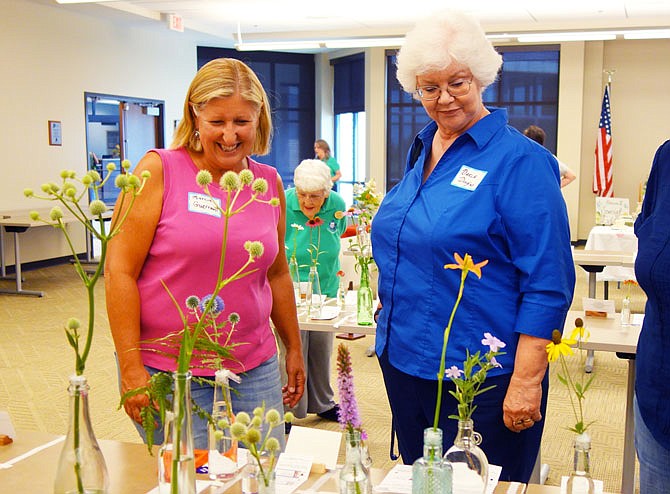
[371,11,574,482]
[634,140,670,493]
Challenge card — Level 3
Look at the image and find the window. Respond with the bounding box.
[482,46,560,153]
[384,46,560,190]
[197,47,316,187]
[332,54,365,206]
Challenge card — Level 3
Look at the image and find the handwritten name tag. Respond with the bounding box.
[188,192,221,217]
[451,165,488,191]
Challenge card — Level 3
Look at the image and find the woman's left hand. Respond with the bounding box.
[503,374,543,432]
[282,347,306,407]
[502,334,550,432]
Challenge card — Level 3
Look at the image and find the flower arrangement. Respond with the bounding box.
[434,253,506,429]
[336,343,366,439]
[352,179,383,224]
[546,318,594,435]
[228,404,294,488]
[24,160,149,494]
[305,216,325,267]
[24,161,148,375]
[445,332,506,421]
[336,343,370,494]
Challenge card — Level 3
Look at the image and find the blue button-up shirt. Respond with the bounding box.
[371,108,574,379]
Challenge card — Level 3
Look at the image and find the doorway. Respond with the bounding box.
[85,92,165,205]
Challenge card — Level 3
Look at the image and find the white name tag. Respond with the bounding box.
[451,165,488,191]
[188,192,221,217]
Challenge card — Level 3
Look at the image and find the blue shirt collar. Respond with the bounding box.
[417,107,508,151]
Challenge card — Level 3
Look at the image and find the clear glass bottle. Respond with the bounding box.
[157,412,174,494]
[242,451,276,494]
[54,374,110,494]
[307,265,323,317]
[166,371,196,494]
[357,263,374,326]
[444,419,488,494]
[339,429,371,494]
[620,297,632,326]
[288,255,301,306]
[208,370,238,481]
[566,433,595,494]
[412,427,452,494]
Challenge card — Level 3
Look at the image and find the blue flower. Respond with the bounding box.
[199,294,225,316]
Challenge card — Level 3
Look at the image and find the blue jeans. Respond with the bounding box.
[126,354,285,450]
[635,396,670,493]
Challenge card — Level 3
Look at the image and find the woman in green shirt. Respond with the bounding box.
[285,159,346,421]
[314,139,341,186]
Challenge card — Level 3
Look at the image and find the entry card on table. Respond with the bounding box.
[284,426,341,471]
[374,463,502,494]
[582,297,616,318]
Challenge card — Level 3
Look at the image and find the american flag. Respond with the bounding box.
[594,85,613,197]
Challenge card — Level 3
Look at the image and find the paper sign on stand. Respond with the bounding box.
[284,426,342,471]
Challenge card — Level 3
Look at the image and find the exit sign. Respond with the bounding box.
[168,14,183,32]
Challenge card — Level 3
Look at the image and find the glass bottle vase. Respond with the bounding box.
[166,371,196,494]
[566,433,595,494]
[54,375,110,494]
[307,265,323,317]
[339,429,372,494]
[356,263,374,326]
[208,370,238,481]
[443,419,488,494]
[242,451,277,494]
[288,255,301,307]
[620,297,632,326]
[412,427,452,494]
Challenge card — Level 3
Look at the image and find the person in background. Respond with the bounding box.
[370,11,574,482]
[523,125,577,188]
[105,58,305,449]
[285,159,347,422]
[634,139,670,493]
[314,139,342,187]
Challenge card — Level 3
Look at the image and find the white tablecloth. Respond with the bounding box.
[585,225,637,282]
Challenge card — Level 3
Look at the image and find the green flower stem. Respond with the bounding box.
[73,393,84,494]
[559,353,584,433]
[433,270,466,430]
[170,376,186,494]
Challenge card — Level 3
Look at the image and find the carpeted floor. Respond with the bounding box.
[0,259,647,492]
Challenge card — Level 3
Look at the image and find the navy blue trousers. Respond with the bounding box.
[378,350,548,483]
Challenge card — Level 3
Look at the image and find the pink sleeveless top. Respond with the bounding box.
[137,148,280,375]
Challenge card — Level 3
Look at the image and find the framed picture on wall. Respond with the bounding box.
[48,120,62,146]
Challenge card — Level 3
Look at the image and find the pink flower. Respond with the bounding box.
[445,366,463,379]
[481,332,506,352]
[336,344,362,432]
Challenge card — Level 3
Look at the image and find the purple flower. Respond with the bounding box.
[481,332,506,352]
[445,365,463,379]
[199,294,225,316]
[490,356,502,368]
[336,344,362,431]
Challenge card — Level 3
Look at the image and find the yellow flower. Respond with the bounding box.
[569,317,590,342]
[444,252,489,279]
[546,329,576,362]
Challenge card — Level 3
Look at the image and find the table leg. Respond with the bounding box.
[621,359,636,494]
[585,271,596,373]
[0,230,43,297]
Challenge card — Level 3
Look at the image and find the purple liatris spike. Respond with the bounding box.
[336,344,362,430]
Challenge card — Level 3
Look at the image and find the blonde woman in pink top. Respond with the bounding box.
[105,58,305,449]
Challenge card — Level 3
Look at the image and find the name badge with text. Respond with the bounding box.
[188,192,221,218]
[451,165,488,191]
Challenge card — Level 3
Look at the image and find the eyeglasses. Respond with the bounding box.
[296,191,325,201]
[415,79,473,100]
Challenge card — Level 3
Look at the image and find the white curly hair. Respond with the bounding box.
[293,159,333,193]
[396,10,502,96]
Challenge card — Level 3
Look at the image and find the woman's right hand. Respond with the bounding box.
[120,365,153,424]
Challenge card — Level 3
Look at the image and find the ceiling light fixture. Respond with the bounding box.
[517,31,617,42]
[622,29,670,40]
[235,36,404,51]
